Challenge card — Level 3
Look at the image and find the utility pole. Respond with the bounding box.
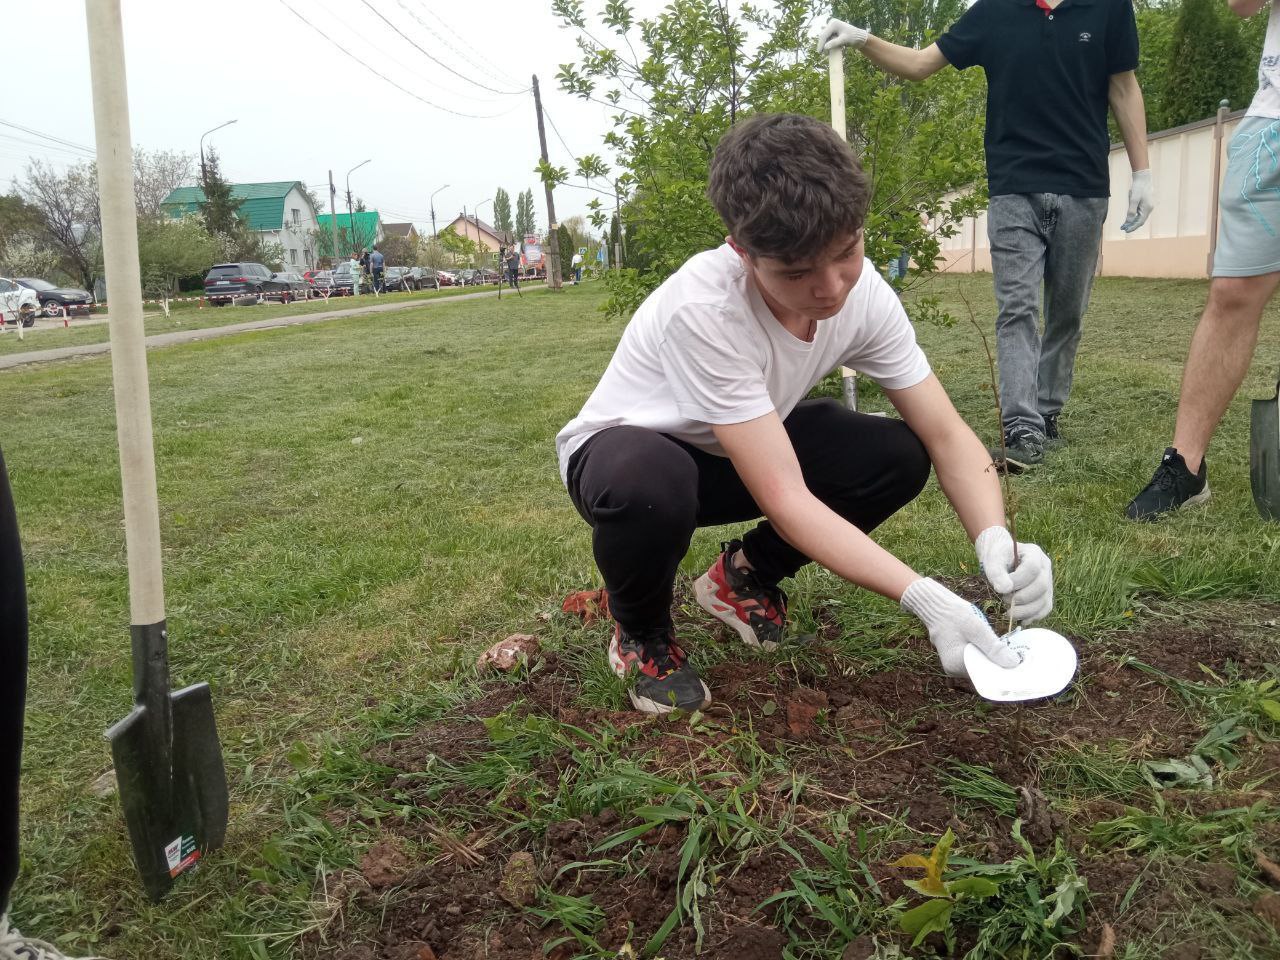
[328,170,340,268]
[346,188,356,258]
[531,74,562,291]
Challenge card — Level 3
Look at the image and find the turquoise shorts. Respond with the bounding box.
[1214,116,1280,278]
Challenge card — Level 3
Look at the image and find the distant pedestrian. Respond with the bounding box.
[505,249,521,289]
[348,254,362,296]
[370,246,385,294]
[571,251,584,284]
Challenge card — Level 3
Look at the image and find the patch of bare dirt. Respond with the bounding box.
[304,597,1279,960]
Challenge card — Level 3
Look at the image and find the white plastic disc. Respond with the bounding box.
[963,627,1078,702]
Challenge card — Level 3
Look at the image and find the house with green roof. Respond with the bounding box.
[313,211,385,260]
[161,181,321,270]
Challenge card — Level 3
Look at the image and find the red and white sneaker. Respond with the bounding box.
[608,623,711,715]
[694,539,786,651]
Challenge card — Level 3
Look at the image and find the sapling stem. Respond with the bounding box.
[955,286,1019,634]
[956,287,1029,758]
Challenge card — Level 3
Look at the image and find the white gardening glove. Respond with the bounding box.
[1121,169,1153,233]
[974,526,1053,624]
[901,577,1020,678]
[818,18,870,54]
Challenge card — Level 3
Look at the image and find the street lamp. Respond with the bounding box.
[473,198,493,272]
[199,119,237,182]
[429,183,449,239]
[345,158,372,256]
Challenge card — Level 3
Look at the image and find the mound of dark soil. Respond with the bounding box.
[306,598,1280,960]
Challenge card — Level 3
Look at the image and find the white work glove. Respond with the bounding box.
[1121,168,1153,233]
[818,18,870,54]
[901,577,1020,678]
[975,526,1053,624]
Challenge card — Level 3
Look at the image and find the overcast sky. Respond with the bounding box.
[2,0,675,237]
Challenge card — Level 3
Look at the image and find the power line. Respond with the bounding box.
[308,0,504,105]
[274,0,512,119]
[408,0,522,88]
[0,119,95,156]
[541,108,581,167]
[359,0,528,97]
[0,133,95,161]
[394,0,523,93]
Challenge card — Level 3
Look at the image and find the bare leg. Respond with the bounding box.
[1171,272,1280,473]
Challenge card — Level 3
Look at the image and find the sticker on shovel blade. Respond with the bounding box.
[164,835,201,878]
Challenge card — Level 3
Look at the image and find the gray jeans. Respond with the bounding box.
[987,193,1108,438]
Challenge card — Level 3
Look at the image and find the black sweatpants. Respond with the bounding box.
[566,398,931,630]
[0,449,26,911]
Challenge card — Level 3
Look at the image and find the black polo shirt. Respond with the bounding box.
[935,0,1139,197]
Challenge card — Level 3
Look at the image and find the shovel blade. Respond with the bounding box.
[107,682,229,901]
[1250,386,1280,521]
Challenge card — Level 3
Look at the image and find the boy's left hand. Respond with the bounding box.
[975,526,1053,623]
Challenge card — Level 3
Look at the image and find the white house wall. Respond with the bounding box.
[256,185,321,271]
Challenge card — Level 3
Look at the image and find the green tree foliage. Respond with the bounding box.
[554,0,987,319]
[557,224,575,280]
[1161,0,1255,127]
[0,194,59,278]
[1133,0,1180,132]
[493,187,514,239]
[437,226,481,267]
[417,238,449,270]
[137,215,218,296]
[379,234,419,267]
[562,214,593,253]
[515,188,537,238]
[199,148,242,239]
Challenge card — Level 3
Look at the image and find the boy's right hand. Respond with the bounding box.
[818,18,870,54]
[900,577,1020,679]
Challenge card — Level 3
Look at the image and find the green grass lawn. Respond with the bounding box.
[0,283,501,357]
[4,274,1279,959]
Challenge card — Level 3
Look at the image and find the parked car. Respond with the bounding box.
[436,270,457,287]
[309,270,337,296]
[203,262,274,305]
[0,277,38,327]
[330,262,359,295]
[383,266,420,292]
[418,268,441,291]
[264,272,311,302]
[15,277,94,316]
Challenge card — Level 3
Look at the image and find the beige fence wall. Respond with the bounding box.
[932,110,1244,279]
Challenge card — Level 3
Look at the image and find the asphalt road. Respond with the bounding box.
[0,285,539,371]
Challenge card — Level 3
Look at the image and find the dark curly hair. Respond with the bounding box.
[707,113,870,263]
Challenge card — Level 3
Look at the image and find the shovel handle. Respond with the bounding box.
[86,0,166,628]
[828,49,847,141]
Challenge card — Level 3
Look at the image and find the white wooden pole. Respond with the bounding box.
[829,48,858,411]
[85,0,166,626]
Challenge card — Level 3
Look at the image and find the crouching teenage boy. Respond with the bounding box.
[555,114,1054,714]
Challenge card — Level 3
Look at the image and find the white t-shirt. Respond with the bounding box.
[555,244,932,484]
[1249,1,1280,120]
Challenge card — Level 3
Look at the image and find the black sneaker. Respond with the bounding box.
[1126,448,1210,521]
[694,539,787,651]
[1043,415,1065,450]
[608,624,711,714]
[989,431,1045,474]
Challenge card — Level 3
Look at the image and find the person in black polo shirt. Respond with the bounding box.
[820,2,1153,472]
